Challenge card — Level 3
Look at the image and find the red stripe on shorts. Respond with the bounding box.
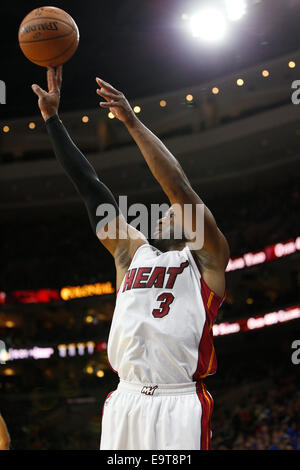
[196,381,214,450]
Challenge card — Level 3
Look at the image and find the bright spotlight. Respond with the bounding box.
[189,9,227,42]
[225,0,247,22]
[186,94,194,102]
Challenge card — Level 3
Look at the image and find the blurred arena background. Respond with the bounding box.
[0,0,300,450]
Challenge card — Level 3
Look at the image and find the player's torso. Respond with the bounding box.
[107,244,217,384]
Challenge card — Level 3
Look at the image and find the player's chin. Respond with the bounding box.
[151,236,171,252]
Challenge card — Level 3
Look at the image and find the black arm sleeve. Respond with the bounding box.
[45,114,120,234]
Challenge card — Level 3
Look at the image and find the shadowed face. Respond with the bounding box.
[151,206,186,252]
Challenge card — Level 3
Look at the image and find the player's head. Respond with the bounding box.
[151,206,187,252]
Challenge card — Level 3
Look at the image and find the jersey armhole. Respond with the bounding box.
[130,242,149,266]
[116,242,149,296]
[186,246,225,310]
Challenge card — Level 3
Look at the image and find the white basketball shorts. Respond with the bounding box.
[100,379,213,450]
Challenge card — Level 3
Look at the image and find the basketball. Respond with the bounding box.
[18,6,79,67]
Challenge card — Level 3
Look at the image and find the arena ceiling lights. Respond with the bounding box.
[189,9,227,42]
[224,0,247,21]
[184,0,247,42]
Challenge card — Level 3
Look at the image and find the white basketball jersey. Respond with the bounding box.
[107,243,224,384]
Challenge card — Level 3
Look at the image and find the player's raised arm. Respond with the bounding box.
[96,78,229,293]
[32,68,146,266]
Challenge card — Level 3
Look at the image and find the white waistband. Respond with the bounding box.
[118,379,197,396]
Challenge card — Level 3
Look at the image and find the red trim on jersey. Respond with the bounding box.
[200,276,224,324]
[196,381,213,450]
[201,276,225,312]
[191,250,225,381]
[192,276,223,381]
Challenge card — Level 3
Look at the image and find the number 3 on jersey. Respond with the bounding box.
[152,292,175,318]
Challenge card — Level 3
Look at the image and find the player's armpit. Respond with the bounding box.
[198,205,230,270]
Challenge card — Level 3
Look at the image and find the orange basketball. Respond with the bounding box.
[18,6,79,67]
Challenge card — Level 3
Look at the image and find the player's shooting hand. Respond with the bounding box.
[32,66,63,121]
[96,78,136,126]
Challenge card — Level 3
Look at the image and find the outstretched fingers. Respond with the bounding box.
[96,88,117,102]
[96,77,120,96]
[47,67,56,91]
[31,84,47,98]
[99,101,120,108]
[56,65,63,90]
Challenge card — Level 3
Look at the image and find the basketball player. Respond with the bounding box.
[32,67,229,450]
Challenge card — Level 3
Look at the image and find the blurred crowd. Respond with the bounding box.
[215,180,300,256]
[213,375,300,450]
[2,333,299,450]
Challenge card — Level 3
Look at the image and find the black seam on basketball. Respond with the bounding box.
[19,16,75,32]
[19,30,74,45]
[24,35,77,63]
